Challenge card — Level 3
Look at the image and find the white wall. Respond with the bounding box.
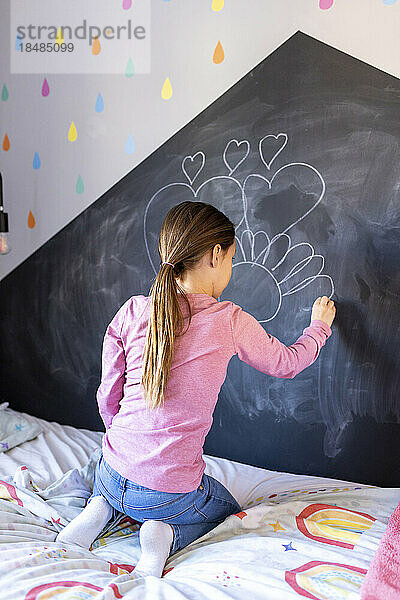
[0,0,399,280]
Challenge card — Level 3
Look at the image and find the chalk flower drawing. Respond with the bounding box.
[144,133,334,323]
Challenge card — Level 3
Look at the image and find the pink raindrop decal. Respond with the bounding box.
[42,78,50,97]
[319,0,334,8]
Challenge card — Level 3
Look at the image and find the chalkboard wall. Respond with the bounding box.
[1,32,399,486]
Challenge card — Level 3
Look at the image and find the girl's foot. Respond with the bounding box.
[134,520,174,578]
[55,495,114,549]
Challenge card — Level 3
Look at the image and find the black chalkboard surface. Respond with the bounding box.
[1,32,399,485]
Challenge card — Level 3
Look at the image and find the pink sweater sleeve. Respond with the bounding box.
[230,303,332,379]
[96,303,128,429]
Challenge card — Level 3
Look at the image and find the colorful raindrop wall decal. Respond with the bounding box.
[123,0,132,8]
[3,134,10,152]
[212,0,224,11]
[213,41,224,64]
[319,0,334,8]
[68,121,77,142]
[15,34,22,51]
[33,152,41,170]
[161,77,173,100]
[125,57,135,77]
[1,84,8,101]
[42,78,50,97]
[55,27,65,46]
[76,175,84,194]
[28,210,36,229]
[125,134,135,154]
[95,93,104,113]
[92,36,101,55]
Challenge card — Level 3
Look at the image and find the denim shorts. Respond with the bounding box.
[87,451,241,556]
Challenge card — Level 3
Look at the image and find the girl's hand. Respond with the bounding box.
[311,296,336,328]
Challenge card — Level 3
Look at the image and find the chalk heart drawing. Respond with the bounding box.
[243,161,325,240]
[182,152,205,185]
[223,139,250,175]
[144,132,334,324]
[259,133,288,170]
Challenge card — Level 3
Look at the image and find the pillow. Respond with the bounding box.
[0,402,42,452]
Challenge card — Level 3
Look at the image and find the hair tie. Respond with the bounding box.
[161,261,175,268]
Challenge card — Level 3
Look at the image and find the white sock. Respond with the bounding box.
[134,520,174,578]
[55,495,114,550]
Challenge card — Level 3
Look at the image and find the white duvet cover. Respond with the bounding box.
[0,411,397,599]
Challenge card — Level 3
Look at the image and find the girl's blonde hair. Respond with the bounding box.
[141,201,235,410]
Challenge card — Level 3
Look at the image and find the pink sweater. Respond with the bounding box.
[97,293,332,492]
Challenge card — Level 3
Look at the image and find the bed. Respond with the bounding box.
[0,404,398,599]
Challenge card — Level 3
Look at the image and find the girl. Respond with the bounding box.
[56,201,335,577]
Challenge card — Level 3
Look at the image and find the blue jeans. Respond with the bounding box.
[87,451,241,556]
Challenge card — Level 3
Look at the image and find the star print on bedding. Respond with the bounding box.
[0,402,42,452]
[0,449,398,600]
